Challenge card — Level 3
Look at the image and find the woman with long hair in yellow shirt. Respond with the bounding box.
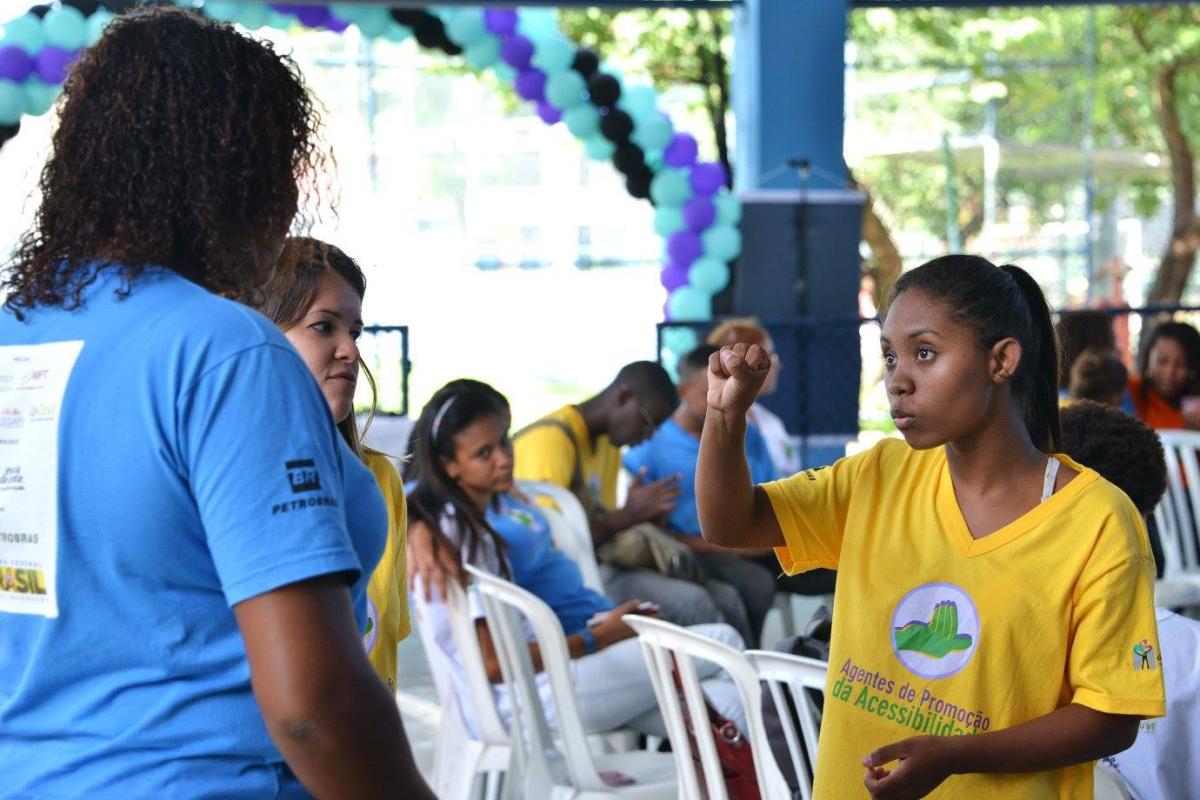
[698,255,1164,799]
[256,237,410,691]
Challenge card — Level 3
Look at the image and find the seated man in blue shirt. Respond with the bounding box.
[624,344,782,646]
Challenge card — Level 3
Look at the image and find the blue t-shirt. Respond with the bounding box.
[624,418,776,536]
[0,267,386,798]
[486,493,612,635]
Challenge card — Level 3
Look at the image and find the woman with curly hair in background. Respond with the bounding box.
[0,8,433,799]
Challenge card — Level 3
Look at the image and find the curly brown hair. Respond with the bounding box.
[2,6,328,318]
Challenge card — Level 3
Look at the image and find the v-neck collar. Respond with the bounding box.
[935,449,1098,557]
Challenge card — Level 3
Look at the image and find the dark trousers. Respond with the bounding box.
[693,552,778,648]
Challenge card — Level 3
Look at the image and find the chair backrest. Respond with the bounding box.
[1155,430,1200,572]
[744,650,829,800]
[466,564,610,794]
[624,615,789,800]
[517,479,605,592]
[412,576,510,747]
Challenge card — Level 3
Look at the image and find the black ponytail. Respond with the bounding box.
[1000,264,1062,452]
[892,255,1061,453]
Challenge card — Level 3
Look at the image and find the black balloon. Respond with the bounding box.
[413,15,452,53]
[571,48,599,79]
[612,142,646,176]
[28,4,50,18]
[99,0,138,13]
[599,109,634,144]
[587,73,621,109]
[63,0,102,15]
[626,169,653,200]
[389,9,426,27]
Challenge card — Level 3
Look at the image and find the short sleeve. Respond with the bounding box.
[1068,512,1166,718]
[514,425,576,489]
[761,448,868,574]
[179,343,361,607]
[623,441,654,480]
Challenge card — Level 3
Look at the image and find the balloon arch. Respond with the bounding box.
[0,2,741,360]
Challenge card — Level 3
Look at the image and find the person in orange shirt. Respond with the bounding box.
[1130,321,1200,430]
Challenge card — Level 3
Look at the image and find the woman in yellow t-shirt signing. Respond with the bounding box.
[698,255,1164,799]
[256,238,410,691]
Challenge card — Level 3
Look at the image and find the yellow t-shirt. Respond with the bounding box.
[513,405,621,511]
[363,451,410,692]
[763,438,1165,799]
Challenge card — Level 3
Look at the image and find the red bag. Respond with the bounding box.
[670,658,760,800]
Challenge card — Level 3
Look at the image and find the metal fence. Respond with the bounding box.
[356,325,411,417]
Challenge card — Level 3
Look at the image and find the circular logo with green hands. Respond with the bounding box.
[890,582,980,679]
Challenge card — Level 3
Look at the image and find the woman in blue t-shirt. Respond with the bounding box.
[408,379,747,737]
[0,9,430,798]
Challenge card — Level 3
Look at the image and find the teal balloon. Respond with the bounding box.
[563,105,600,139]
[42,6,88,50]
[653,206,685,237]
[667,287,711,321]
[355,8,389,38]
[688,258,731,294]
[516,9,558,42]
[464,38,500,69]
[384,22,411,43]
[0,79,23,125]
[2,14,46,55]
[86,9,115,44]
[444,10,487,47]
[494,63,515,83]
[236,3,269,30]
[661,350,680,382]
[329,3,366,24]
[532,35,574,74]
[713,190,742,226]
[266,11,293,31]
[22,79,58,116]
[619,83,657,118]
[544,70,586,110]
[662,326,699,354]
[702,226,742,262]
[203,2,239,22]
[584,135,615,161]
[650,169,692,207]
[634,114,673,152]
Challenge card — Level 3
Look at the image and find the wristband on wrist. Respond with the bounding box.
[579,626,598,655]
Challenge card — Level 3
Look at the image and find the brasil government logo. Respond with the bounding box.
[891,582,980,679]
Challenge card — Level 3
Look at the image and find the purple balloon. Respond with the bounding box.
[269,3,303,14]
[0,46,34,83]
[682,196,717,231]
[36,47,77,85]
[325,16,349,33]
[536,101,561,125]
[690,161,728,195]
[500,34,533,69]
[660,262,690,292]
[667,230,703,267]
[515,68,546,102]
[484,9,518,36]
[664,133,699,168]
[296,6,330,28]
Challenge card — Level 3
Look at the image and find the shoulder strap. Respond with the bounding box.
[513,417,587,507]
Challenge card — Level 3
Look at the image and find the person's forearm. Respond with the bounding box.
[590,507,632,546]
[697,408,755,546]
[944,704,1139,776]
[271,667,435,799]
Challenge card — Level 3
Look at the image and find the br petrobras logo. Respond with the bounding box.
[286,459,321,493]
[891,582,980,680]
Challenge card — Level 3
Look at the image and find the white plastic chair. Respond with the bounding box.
[1094,762,1133,800]
[1151,431,1200,607]
[623,614,790,800]
[411,578,514,800]
[518,480,605,593]
[744,650,829,800]
[468,565,678,799]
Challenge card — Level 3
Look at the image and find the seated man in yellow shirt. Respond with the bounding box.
[513,360,746,630]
